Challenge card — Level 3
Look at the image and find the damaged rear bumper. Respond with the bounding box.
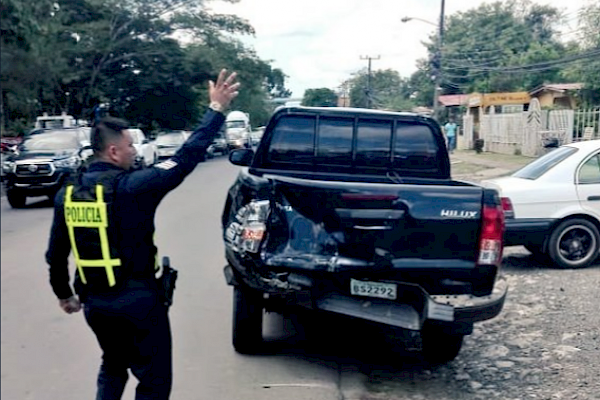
[314,276,507,331]
[224,263,508,332]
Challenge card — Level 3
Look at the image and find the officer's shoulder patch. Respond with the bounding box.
[155,160,178,170]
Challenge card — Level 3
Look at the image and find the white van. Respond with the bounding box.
[225,111,251,150]
[35,112,81,129]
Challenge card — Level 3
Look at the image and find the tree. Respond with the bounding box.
[266,68,292,98]
[441,1,566,95]
[0,0,292,133]
[302,88,338,107]
[348,69,415,111]
[405,0,577,106]
[1,0,67,134]
[562,1,600,105]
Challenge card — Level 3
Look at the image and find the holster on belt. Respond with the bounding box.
[158,256,178,307]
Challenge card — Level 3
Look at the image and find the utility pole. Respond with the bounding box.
[339,80,350,107]
[360,55,380,109]
[433,0,445,120]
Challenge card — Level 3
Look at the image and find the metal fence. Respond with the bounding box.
[461,107,599,156]
[574,108,600,141]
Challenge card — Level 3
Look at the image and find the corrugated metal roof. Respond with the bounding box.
[529,83,583,95]
[439,94,469,106]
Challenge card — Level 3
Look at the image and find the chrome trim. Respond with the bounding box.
[15,181,59,187]
[15,160,55,177]
[353,225,393,230]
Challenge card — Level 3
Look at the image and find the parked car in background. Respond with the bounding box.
[1,137,23,153]
[225,110,251,150]
[154,131,187,161]
[249,127,265,147]
[77,126,94,161]
[129,128,157,166]
[210,126,229,156]
[482,139,600,269]
[2,127,90,208]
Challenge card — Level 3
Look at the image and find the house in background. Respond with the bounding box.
[528,83,583,109]
[438,94,469,109]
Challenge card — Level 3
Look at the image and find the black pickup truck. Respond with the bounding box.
[222,107,507,363]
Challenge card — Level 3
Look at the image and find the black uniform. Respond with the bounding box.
[46,110,225,400]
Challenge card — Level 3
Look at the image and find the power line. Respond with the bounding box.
[443,48,600,73]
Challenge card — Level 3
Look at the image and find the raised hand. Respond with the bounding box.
[209,69,240,111]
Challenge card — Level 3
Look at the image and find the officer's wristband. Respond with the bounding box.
[209,101,225,114]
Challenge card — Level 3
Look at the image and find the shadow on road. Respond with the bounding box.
[12,197,54,209]
[502,251,600,272]
[25,198,54,208]
[501,253,551,272]
[245,252,599,377]
[253,309,435,376]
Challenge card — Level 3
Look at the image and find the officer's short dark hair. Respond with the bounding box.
[91,117,129,153]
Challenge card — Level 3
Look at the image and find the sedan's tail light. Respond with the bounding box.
[501,197,515,219]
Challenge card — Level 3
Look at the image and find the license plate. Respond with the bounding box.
[350,279,397,300]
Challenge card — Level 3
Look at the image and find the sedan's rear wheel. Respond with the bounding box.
[548,219,599,269]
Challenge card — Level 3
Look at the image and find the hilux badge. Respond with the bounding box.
[28,164,38,172]
[441,209,478,218]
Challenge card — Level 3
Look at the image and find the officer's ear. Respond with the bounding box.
[106,143,120,163]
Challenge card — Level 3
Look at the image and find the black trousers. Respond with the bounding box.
[83,279,172,400]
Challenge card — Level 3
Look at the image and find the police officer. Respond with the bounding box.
[45,69,240,400]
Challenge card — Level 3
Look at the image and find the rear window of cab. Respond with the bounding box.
[266,115,440,175]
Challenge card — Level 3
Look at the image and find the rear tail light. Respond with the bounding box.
[478,204,505,265]
[501,197,515,219]
[226,200,270,253]
[241,222,267,253]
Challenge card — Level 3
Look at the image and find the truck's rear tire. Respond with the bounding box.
[421,329,464,364]
[232,285,263,354]
[7,190,26,209]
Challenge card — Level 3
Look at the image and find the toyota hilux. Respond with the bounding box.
[222,107,508,363]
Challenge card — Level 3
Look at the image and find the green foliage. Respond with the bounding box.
[562,1,600,105]
[349,69,415,111]
[0,0,291,133]
[406,0,599,107]
[436,0,567,96]
[302,88,338,107]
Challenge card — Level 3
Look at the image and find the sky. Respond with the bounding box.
[209,0,587,98]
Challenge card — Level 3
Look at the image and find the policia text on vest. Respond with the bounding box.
[65,203,103,224]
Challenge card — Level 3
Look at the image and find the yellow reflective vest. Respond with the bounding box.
[64,183,122,289]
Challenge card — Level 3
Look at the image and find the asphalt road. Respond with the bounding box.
[2,156,599,400]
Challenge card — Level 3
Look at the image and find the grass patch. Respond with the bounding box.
[451,161,491,176]
[454,150,533,166]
